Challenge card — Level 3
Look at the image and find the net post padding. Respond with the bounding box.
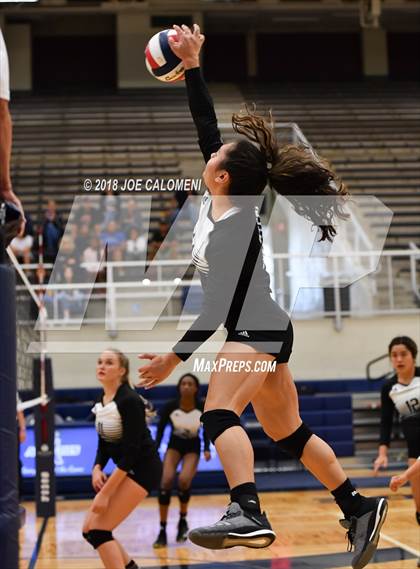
[34,356,56,518]
[0,262,19,568]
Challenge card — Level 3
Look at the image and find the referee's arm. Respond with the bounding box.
[0,29,24,218]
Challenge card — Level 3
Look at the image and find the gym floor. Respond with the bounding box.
[19,480,419,569]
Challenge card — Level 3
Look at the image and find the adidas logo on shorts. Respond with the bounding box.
[238,331,250,338]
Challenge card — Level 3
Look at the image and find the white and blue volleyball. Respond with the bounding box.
[145,29,184,82]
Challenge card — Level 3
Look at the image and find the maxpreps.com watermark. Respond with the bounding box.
[83,178,202,192]
[193,358,277,374]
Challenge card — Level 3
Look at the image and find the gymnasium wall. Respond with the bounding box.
[3,12,420,91]
[46,314,420,388]
[256,33,363,81]
[388,32,420,79]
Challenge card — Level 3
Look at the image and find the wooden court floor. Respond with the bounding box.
[19,485,420,569]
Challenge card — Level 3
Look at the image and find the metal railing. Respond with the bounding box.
[15,247,420,332]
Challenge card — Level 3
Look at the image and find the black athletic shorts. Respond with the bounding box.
[226,322,294,364]
[167,435,201,457]
[127,453,162,493]
[402,414,420,459]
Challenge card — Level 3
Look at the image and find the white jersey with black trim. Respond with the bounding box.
[192,191,241,275]
[389,376,420,419]
[92,400,123,443]
[170,408,203,439]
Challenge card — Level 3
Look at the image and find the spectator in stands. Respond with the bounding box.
[102,190,120,227]
[43,199,64,261]
[100,220,125,255]
[75,223,91,255]
[0,28,25,225]
[57,265,84,320]
[74,199,101,227]
[10,225,33,265]
[42,287,56,319]
[373,336,420,526]
[167,195,180,223]
[54,233,78,278]
[122,198,143,235]
[149,216,178,260]
[125,227,147,261]
[82,236,103,277]
[100,220,127,278]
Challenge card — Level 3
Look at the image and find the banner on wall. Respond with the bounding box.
[21,425,222,478]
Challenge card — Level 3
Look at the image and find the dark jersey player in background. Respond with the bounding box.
[373,336,420,525]
[138,24,388,569]
[153,373,210,548]
[82,349,162,569]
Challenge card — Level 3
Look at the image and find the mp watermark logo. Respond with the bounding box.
[26,191,392,356]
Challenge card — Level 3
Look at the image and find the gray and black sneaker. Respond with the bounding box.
[176,517,189,543]
[153,528,167,549]
[340,497,388,569]
[188,502,276,550]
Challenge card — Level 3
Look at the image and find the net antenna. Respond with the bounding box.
[360,0,382,28]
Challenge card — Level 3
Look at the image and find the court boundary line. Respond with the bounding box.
[27,517,49,569]
[380,532,420,557]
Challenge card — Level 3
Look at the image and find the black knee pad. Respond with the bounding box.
[201,409,242,444]
[276,422,313,459]
[158,489,172,506]
[178,488,191,504]
[83,529,114,549]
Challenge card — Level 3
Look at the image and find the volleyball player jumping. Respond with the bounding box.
[138,24,387,569]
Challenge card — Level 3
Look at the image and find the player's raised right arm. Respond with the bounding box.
[170,24,223,162]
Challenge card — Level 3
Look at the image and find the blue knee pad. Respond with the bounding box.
[83,529,114,549]
[158,489,172,506]
[276,422,313,459]
[201,409,242,444]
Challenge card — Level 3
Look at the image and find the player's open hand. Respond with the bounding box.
[373,454,388,476]
[137,352,181,389]
[169,24,204,67]
[92,466,107,493]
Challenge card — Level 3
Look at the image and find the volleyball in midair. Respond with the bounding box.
[145,29,185,82]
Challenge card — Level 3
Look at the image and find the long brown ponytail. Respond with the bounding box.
[230,106,349,242]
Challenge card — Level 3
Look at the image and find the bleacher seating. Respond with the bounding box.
[11,83,420,255]
[240,82,420,251]
[21,379,361,460]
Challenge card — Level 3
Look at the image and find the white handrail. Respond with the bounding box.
[14,248,420,330]
[409,241,420,303]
